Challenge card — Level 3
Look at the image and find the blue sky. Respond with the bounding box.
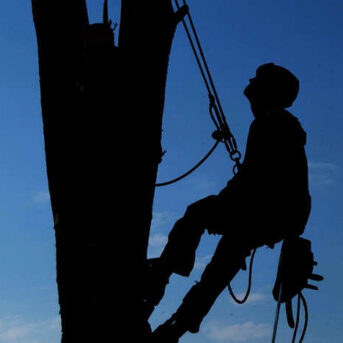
[0,0,342,342]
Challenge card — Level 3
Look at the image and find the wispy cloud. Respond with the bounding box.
[0,317,60,343]
[151,211,175,232]
[148,233,168,257]
[149,233,168,248]
[33,191,50,204]
[204,320,271,342]
[194,255,212,270]
[148,212,175,257]
[188,176,218,193]
[230,292,268,305]
[308,162,338,187]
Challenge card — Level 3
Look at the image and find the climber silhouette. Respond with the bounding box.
[146,63,311,342]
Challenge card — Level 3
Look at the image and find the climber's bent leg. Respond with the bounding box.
[153,236,252,338]
[143,195,218,315]
[173,236,250,333]
[160,195,217,277]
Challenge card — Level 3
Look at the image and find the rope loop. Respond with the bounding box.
[228,248,257,304]
[155,140,220,187]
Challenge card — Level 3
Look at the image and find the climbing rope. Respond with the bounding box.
[227,248,257,304]
[156,140,220,187]
[299,293,309,342]
[157,0,256,309]
[272,291,308,343]
[291,294,301,343]
[174,0,241,166]
[156,0,242,188]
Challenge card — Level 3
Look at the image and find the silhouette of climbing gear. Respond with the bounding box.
[155,140,220,187]
[173,0,240,158]
[227,248,257,304]
[156,0,242,187]
[271,237,323,342]
[273,237,323,321]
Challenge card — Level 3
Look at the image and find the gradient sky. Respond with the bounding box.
[0,0,342,342]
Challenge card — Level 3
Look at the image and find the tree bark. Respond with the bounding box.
[32,0,182,341]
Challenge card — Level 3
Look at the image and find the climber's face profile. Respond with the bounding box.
[244,72,268,116]
[243,64,274,110]
[243,75,261,106]
[244,63,299,117]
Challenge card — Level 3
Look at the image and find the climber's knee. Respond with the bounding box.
[184,195,217,222]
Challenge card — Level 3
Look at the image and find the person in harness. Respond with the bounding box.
[145,63,311,342]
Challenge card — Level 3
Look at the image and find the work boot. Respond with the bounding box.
[143,258,172,318]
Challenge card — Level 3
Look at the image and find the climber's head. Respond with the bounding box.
[244,63,299,115]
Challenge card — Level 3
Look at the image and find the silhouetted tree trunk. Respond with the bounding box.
[32,0,182,341]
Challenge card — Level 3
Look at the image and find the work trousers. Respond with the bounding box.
[160,194,284,333]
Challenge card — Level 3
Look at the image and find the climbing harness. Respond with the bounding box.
[156,0,241,188]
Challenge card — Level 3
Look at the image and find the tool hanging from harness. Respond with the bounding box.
[271,237,323,343]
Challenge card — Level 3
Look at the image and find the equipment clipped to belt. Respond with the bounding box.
[271,237,323,343]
